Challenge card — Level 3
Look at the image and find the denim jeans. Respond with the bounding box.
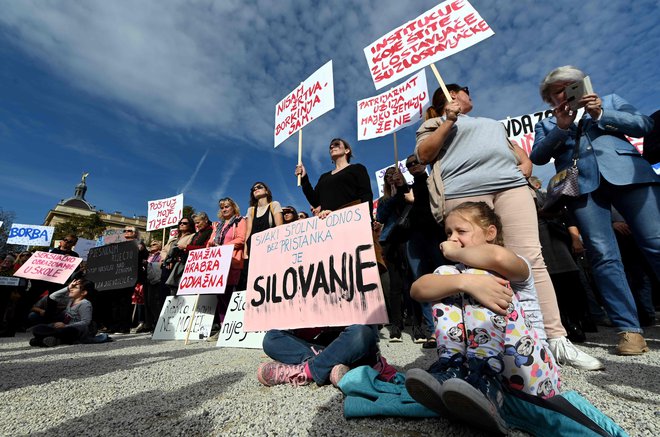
[262,325,380,384]
[406,229,446,335]
[569,180,660,333]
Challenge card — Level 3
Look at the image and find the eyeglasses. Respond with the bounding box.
[252,184,265,191]
[282,209,293,214]
[179,222,190,225]
[123,230,134,233]
[406,161,420,169]
[458,86,469,95]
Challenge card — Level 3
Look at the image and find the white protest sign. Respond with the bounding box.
[152,295,217,341]
[176,245,233,295]
[499,110,554,156]
[0,221,3,229]
[374,159,422,197]
[147,194,183,232]
[364,0,494,90]
[7,224,54,246]
[216,291,266,349]
[274,60,335,147]
[0,277,23,287]
[72,238,97,261]
[358,70,429,141]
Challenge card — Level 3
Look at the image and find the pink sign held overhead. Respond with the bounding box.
[274,60,335,147]
[14,251,82,284]
[358,69,429,141]
[147,194,183,232]
[243,202,389,332]
[176,245,233,295]
[364,0,494,90]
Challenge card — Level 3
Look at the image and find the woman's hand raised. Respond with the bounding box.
[295,164,307,178]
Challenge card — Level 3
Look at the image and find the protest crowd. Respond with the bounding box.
[2,2,660,433]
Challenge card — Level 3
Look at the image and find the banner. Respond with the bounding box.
[364,0,494,89]
[358,70,429,141]
[274,60,335,147]
[73,238,97,261]
[13,251,82,284]
[7,224,54,246]
[216,291,266,349]
[152,295,217,341]
[499,110,554,156]
[85,241,139,291]
[176,245,233,295]
[244,202,388,331]
[147,194,183,232]
[97,228,126,246]
[374,159,423,198]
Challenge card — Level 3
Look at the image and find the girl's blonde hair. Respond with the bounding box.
[448,201,504,246]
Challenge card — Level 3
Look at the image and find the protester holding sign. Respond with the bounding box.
[415,83,602,371]
[207,197,247,324]
[161,217,195,296]
[29,278,95,347]
[531,66,659,356]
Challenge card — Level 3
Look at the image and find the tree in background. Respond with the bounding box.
[0,209,16,255]
[53,213,107,241]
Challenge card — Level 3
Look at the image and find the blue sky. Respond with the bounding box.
[1,0,659,227]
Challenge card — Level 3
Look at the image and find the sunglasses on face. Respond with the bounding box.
[179,222,190,226]
[63,239,75,243]
[458,86,469,95]
[406,161,420,169]
[252,184,265,191]
[123,230,134,233]
[329,141,343,150]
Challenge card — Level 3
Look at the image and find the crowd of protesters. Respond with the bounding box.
[1,65,658,435]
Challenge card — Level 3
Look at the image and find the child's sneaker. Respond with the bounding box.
[256,361,312,387]
[329,364,350,387]
[440,357,508,435]
[405,353,466,416]
[42,336,61,347]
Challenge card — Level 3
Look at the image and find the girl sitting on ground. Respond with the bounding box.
[29,278,95,347]
[405,202,560,435]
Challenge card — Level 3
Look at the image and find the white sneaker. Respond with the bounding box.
[548,336,604,371]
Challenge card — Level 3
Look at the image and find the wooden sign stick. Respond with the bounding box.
[162,229,166,247]
[297,129,303,187]
[184,294,200,345]
[430,64,452,102]
[393,132,399,166]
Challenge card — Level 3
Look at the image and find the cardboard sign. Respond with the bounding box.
[13,251,82,284]
[147,194,183,232]
[274,60,335,147]
[7,224,54,246]
[152,295,217,341]
[97,229,126,246]
[176,245,233,295]
[499,110,554,156]
[0,276,25,287]
[85,241,139,291]
[358,70,429,141]
[73,238,97,261]
[364,0,494,90]
[244,202,388,332]
[374,159,425,198]
[216,291,266,349]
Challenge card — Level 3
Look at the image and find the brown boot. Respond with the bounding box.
[616,332,649,355]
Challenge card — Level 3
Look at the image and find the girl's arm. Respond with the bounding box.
[411,273,512,315]
[441,242,529,282]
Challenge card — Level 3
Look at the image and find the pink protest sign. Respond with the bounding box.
[358,70,429,141]
[14,251,82,284]
[176,245,233,295]
[147,194,183,231]
[243,202,389,332]
[364,0,494,90]
[274,60,335,147]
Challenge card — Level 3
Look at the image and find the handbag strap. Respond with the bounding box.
[570,119,584,166]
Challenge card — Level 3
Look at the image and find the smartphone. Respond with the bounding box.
[564,76,593,111]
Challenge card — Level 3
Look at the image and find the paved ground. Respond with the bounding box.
[1,323,658,436]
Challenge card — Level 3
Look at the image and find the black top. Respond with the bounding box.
[410,172,444,235]
[301,163,373,212]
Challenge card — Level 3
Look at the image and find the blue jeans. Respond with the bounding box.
[407,229,446,335]
[569,180,660,333]
[262,325,380,385]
